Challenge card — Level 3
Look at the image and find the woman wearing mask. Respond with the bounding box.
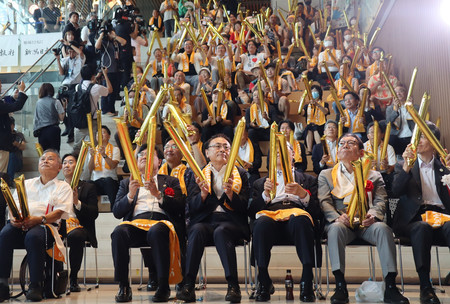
[300,85,329,154]
[33,83,65,152]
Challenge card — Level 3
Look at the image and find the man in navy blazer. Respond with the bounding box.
[392,122,450,304]
[111,144,185,303]
[249,142,321,302]
[176,134,250,303]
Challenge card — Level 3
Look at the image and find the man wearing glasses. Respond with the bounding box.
[318,134,408,304]
[177,134,250,303]
[111,145,185,302]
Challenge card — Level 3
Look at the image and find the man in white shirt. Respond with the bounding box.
[72,65,112,155]
[87,125,120,208]
[0,150,72,302]
[55,41,86,85]
[392,122,450,304]
[111,144,184,302]
[172,40,206,93]
[249,142,320,302]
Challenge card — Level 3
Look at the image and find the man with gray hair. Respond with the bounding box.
[0,150,73,302]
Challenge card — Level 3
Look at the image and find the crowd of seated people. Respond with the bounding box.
[0,0,449,304]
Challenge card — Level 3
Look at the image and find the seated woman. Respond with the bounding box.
[245,90,277,144]
[300,85,329,154]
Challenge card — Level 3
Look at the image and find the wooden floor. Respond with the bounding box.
[6,283,450,303]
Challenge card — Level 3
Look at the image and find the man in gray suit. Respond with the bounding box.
[318,133,408,304]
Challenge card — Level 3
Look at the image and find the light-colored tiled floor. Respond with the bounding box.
[6,284,449,303]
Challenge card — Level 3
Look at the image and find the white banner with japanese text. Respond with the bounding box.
[20,33,61,66]
[0,35,18,66]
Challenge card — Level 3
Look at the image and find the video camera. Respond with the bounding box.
[113,5,147,35]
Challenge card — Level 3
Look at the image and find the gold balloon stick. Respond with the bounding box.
[177,27,188,49]
[268,122,278,200]
[124,86,132,123]
[1,178,21,220]
[343,10,350,28]
[283,44,295,66]
[258,61,271,91]
[369,27,381,49]
[350,46,361,73]
[223,117,246,183]
[338,121,343,139]
[167,104,195,138]
[373,121,379,168]
[115,119,143,186]
[322,62,337,91]
[257,80,266,114]
[14,174,29,219]
[405,103,448,164]
[207,22,227,42]
[200,27,211,44]
[201,88,215,125]
[406,67,418,101]
[276,40,282,62]
[302,74,313,100]
[242,20,263,40]
[321,135,329,156]
[277,133,293,184]
[86,113,95,148]
[380,122,391,170]
[381,72,398,100]
[297,91,308,114]
[145,116,157,181]
[134,88,168,145]
[35,143,43,157]
[407,93,430,167]
[71,140,89,189]
[331,88,345,117]
[436,117,441,128]
[97,110,102,147]
[164,121,206,182]
[325,49,340,67]
[277,9,288,26]
[299,37,310,61]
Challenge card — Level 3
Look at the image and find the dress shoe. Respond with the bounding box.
[70,279,81,292]
[255,284,271,302]
[384,284,409,304]
[420,287,440,304]
[0,283,10,302]
[300,281,315,302]
[115,285,132,302]
[67,137,74,143]
[26,283,43,302]
[152,286,170,302]
[225,283,241,303]
[176,283,196,303]
[147,280,158,292]
[330,282,349,304]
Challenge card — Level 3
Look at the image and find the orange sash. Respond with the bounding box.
[158,163,187,195]
[256,208,313,225]
[181,52,196,72]
[120,219,182,284]
[94,143,113,170]
[306,100,326,125]
[421,211,450,228]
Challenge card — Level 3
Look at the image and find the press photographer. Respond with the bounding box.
[95,24,126,116]
[55,41,86,85]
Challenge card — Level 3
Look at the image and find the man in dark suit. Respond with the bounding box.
[249,141,320,302]
[111,144,185,302]
[0,81,27,174]
[392,122,450,304]
[33,0,45,33]
[312,120,338,175]
[176,134,250,303]
[318,134,408,304]
[61,153,98,292]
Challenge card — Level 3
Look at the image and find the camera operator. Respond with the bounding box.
[55,40,86,85]
[81,13,99,66]
[63,12,82,44]
[95,26,126,116]
[113,7,139,89]
[130,8,148,65]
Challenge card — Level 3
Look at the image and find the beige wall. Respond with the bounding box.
[375,0,450,146]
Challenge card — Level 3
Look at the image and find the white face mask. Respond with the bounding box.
[316,39,321,44]
[344,35,351,41]
[324,41,333,47]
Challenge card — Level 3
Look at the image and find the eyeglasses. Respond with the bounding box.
[164,144,179,150]
[338,140,359,148]
[137,152,147,158]
[208,143,231,151]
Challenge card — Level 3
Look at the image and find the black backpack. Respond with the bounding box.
[68,83,95,129]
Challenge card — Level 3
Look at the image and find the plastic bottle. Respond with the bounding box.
[285,269,294,300]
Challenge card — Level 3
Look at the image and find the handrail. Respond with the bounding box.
[0,39,61,99]
[24,58,57,92]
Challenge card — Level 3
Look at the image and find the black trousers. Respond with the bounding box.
[67,228,89,280]
[0,223,54,284]
[111,221,170,285]
[389,135,411,156]
[398,220,450,274]
[185,215,245,284]
[101,72,120,114]
[164,19,175,37]
[252,215,314,282]
[248,128,270,146]
[92,178,119,209]
[38,124,61,152]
